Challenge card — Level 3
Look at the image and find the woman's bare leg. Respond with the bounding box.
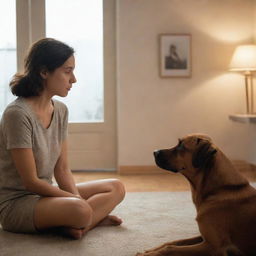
[33,179,125,239]
[77,178,125,231]
[34,197,93,239]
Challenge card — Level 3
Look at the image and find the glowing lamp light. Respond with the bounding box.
[229,45,256,114]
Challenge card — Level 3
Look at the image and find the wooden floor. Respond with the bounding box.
[72,171,256,192]
[73,172,190,192]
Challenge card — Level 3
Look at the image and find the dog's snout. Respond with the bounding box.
[153,149,179,173]
[154,150,160,158]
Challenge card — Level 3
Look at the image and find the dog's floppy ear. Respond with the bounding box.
[192,141,217,169]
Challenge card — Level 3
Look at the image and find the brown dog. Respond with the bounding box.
[136,134,256,256]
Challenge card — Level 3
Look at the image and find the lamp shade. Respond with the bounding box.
[229,44,256,72]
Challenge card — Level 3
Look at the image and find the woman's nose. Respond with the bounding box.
[71,73,77,83]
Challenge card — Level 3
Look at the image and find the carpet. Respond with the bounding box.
[0,191,199,256]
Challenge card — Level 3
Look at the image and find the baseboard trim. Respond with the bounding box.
[118,160,256,175]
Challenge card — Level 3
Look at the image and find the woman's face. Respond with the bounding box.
[44,55,77,97]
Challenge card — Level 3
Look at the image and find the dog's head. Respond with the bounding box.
[154,134,217,173]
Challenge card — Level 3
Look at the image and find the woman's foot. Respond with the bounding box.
[60,215,122,238]
[61,227,85,239]
[97,215,123,226]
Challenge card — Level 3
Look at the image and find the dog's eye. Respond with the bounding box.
[177,140,185,150]
[196,138,202,145]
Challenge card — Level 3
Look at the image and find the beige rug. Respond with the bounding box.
[0,191,199,256]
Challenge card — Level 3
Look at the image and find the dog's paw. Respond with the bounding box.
[136,252,156,256]
[136,252,152,256]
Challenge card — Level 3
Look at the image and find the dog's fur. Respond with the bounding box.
[136,134,256,256]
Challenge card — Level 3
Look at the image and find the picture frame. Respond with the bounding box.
[159,34,191,78]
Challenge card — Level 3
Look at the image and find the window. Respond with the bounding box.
[2,0,116,169]
[45,0,104,123]
[0,0,16,115]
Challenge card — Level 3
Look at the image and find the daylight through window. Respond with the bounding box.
[46,0,104,123]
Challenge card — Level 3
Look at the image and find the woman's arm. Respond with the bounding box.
[54,140,80,196]
[10,148,78,198]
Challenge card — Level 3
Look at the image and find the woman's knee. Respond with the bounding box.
[34,197,93,230]
[70,198,93,227]
[108,179,126,202]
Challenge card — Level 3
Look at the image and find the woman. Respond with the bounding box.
[0,38,125,239]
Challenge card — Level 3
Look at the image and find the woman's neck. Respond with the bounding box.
[25,93,53,112]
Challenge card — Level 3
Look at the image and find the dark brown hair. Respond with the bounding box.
[10,38,74,97]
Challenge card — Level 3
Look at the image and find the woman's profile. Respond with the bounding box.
[0,38,125,239]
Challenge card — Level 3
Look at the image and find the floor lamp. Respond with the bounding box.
[229,45,256,114]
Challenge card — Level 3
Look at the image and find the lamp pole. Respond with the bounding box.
[244,71,250,114]
[244,71,255,114]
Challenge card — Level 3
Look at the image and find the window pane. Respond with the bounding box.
[46,0,104,123]
[0,0,16,115]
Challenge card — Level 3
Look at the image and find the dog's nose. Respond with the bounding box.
[154,150,160,157]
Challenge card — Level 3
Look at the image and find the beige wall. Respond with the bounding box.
[116,0,256,167]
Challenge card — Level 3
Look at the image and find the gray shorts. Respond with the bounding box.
[0,194,41,233]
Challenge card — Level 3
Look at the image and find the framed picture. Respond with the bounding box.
[159,34,191,78]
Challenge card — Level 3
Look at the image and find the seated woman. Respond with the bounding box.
[0,38,125,239]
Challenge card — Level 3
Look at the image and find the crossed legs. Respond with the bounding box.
[34,178,125,239]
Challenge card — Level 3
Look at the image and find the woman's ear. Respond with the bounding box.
[40,68,48,79]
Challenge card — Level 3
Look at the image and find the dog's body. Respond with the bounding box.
[136,134,256,256]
